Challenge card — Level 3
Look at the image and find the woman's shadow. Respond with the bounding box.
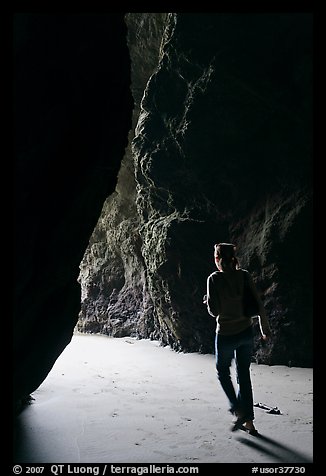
[235,432,312,463]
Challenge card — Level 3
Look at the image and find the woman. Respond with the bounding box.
[206,242,271,435]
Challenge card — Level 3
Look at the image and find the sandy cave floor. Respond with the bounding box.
[13,333,313,464]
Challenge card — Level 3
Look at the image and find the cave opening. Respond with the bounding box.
[14,12,313,462]
[75,11,313,369]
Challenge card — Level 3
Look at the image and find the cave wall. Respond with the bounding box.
[77,14,168,339]
[78,13,312,367]
[14,14,133,408]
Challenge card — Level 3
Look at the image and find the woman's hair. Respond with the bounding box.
[214,242,240,271]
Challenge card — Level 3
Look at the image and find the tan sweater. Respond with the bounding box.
[206,268,271,336]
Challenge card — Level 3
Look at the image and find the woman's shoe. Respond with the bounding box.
[231,415,247,432]
[247,428,259,436]
[242,421,259,436]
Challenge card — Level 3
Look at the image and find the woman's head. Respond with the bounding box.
[214,242,239,271]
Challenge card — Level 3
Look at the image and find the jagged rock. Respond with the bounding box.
[78,13,312,366]
[77,14,168,340]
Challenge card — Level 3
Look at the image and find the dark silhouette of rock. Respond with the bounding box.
[13,14,133,410]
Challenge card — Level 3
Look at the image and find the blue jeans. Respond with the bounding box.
[215,325,255,421]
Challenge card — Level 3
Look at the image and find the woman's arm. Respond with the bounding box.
[206,273,220,317]
[247,272,271,338]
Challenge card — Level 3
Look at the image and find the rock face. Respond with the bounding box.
[77,14,168,340]
[78,13,312,367]
[14,14,133,408]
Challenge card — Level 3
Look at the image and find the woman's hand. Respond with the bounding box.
[261,331,271,341]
